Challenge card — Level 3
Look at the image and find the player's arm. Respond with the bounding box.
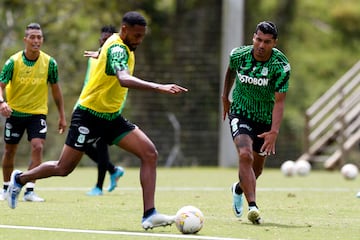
[258,92,286,155]
[108,45,187,94]
[116,70,187,94]
[84,50,100,59]
[48,58,66,134]
[0,59,14,117]
[221,66,236,120]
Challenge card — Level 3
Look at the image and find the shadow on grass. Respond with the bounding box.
[244,222,312,229]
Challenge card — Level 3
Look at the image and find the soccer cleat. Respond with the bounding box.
[141,211,175,230]
[107,166,124,192]
[7,170,23,209]
[0,189,7,201]
[23,191,45,202]
[87,187,103,196]
[231,182,243,217]
[247,206,262,224]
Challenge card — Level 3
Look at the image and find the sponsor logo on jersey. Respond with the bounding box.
[237,73,269,86]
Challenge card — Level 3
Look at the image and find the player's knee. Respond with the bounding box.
[142,148,158,164]
[239,148,253,162]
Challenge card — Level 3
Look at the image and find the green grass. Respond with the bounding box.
[1,167,360,240]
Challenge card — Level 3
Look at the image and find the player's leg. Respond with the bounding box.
[117,127,174,229]
[105,137,124,192]
[84,143,105,195]
[7,145,83,209]
[23,115,48,202]
[235,134,257,205]
[0,143,18,200]
[23,137,45,202]
[117,128,157,212]
[0,116,24,201]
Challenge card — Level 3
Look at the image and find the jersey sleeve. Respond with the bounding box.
[229,47,240,71]
[105,44,129,75]
[0,58,15,84]
[274,61,290,93]
[48,57,59,84]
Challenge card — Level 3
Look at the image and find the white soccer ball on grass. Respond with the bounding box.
[341,163,358,180]
[294,160,311,176]
[280,160,296,176]
[175,205,204,234]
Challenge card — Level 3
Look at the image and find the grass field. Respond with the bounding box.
[1,167,360,240]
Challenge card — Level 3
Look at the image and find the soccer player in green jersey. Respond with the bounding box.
[6,12,188,230]
[0,23,66,202]
[222,21,291,224]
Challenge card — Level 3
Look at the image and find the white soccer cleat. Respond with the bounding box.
[231,182,244,218]
[0,189,7,201]
[142,211,175,230]
[23,191,45,202]
[7,170,23,209]
[247,206,262,224]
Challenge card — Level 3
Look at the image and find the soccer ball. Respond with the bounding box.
[175,205,204,234]
[294,160,311,176]
[341,163,358,180]
[280,160,296,176]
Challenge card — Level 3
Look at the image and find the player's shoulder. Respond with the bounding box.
[270,48,290,71]
[230,45,252,57]
[271,48,289,64]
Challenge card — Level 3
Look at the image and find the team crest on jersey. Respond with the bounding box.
[261,67,268,76]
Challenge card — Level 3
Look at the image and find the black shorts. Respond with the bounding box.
[228,113,271,153]
[65,108,136,151]
[4,114,47,144]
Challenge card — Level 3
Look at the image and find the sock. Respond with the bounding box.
[249,202,258,208]
[235,183,243,195]
[143,208,156,219]
[3,182,9,191]
[25,182,35,192]
[15,174,24,187]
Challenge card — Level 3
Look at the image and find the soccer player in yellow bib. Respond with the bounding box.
[82,25,125,196]
[0,23,66,202]
[6,12,188,230]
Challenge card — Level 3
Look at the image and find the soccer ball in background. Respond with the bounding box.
[175,205,204,234]
[294,160,311,176]
[340,163,358,180]
[280,160,296,177]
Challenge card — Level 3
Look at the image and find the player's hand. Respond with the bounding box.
[84,50,99,59]
[0,102,12,118]
[258,130,278,155]
[58,119,67,134]
[157,84,188,94]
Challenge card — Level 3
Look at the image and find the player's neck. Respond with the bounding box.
[24,50,40,61]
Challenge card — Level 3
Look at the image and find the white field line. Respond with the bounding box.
[35,187,358,192]
[0,224,249,240]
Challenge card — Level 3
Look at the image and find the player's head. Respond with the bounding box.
[252,21,278,61]
[255,21,278,39]
[99,25,116,47]
[120,11,147,51]
[24,23,43,52]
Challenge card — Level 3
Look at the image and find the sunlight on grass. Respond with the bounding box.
[1,167,360,240]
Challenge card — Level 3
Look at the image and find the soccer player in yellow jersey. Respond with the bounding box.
[82,25,125,196]
[6,12,187,230]
[0,23,66,202]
